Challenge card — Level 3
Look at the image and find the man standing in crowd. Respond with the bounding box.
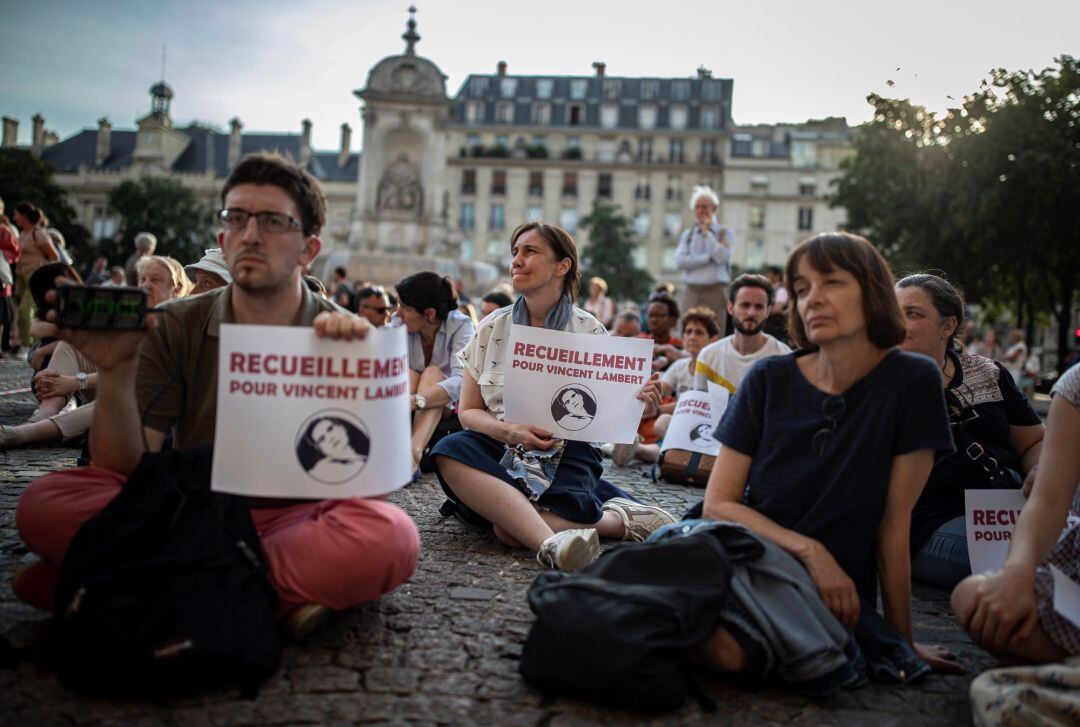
[674,185,733,332]
[330,266,356,312]
[356,284,392,327]
[124,232,157,286]
[695,274,791,394]
[14,153,419,639]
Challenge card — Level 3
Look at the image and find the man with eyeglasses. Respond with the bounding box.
[356,284,392,327]
[14,153,420,640]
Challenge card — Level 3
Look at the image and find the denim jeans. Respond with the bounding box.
[912,516,970,591]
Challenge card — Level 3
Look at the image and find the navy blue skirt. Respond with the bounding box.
[430,430,633,531]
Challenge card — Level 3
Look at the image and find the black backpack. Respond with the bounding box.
[52,445,281,698]
[520,531,732,712]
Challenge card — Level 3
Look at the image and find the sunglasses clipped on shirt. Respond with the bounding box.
[811,395,846,457]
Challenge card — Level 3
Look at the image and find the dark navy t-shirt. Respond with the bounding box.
[714,348,954,604]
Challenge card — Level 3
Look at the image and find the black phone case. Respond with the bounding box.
[56,285,148,331]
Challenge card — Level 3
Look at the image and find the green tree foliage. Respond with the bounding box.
[103,177,216,266]
[831,56,1080,362]
[578,199,654,304]
[0,149,89,262]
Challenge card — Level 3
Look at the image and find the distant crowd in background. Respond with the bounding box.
[1,160,1078,722]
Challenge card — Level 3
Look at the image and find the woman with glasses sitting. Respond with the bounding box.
[693,232,962,684]
[394,271,476,473]
[895,274,1043,591]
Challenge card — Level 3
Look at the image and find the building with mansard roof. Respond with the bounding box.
[1,9,852,286]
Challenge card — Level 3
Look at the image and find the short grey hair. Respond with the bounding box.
[688,185,719,211]
[134,231,158,253]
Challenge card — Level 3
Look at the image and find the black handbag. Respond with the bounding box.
[947,391,1023,489]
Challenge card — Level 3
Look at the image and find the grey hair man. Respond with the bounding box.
[125,231,158,286]
[673,185,734,333]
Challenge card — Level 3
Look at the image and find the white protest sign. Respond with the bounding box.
[964,489,1027,574]
[1050,565,1080,628]
[503,324,652,443]
[705,381,731,429]
[212,324,412,499]
[661,391,720,455]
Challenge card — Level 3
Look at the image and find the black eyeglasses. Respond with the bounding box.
[219,208,302,234]
[811,395,845,456]
[361,304,390,314]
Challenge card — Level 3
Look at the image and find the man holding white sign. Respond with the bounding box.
[431,223,676,573]
[15,154,419,639]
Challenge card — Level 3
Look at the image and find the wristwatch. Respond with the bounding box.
[413,394,427,410]
[75,372,88,391]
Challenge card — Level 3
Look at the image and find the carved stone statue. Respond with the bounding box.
[376,154,424,214]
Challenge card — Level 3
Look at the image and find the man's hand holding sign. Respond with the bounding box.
[213,318,412,499]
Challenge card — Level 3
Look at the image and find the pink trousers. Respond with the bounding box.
[16,466,420,612]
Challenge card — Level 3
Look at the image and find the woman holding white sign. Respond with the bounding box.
[431,222,674,572]
[695,232,963,678]
[394,271,476,472]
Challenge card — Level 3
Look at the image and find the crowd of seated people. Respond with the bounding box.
[4,161,1076,720]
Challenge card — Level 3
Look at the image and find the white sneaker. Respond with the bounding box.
[602,497,677,543]
[536,528,600,572]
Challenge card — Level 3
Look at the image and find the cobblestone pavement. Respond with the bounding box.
[0,358,996,725]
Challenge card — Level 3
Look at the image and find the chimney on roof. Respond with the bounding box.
[95,117,112,166]
[338,123,351,168]
[31,113,44,157]
[593,62,606,78]
[496,61,507,77]
[1,117,17,148]
[43,129,58,147]
[299,119,312,166]
[228,117,243,169]
[697,66,713,79]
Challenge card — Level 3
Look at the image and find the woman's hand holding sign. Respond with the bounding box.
[504,423,557,451]
[637,373,663,419]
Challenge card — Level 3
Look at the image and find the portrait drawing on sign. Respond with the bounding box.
[295,409,371,485]
[689,422,714,446]
[550,384,597,431]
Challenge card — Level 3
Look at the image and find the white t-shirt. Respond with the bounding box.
[694,334,792,393]
[661,357,696,397]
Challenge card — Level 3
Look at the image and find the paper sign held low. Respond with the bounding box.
[503,325,653,443]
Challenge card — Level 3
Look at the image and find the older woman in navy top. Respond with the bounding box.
[395,271,475,472]
[698,232,961,674]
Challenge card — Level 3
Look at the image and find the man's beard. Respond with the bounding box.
[733,317,762,335]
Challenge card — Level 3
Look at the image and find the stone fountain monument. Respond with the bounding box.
[318,8,497,291]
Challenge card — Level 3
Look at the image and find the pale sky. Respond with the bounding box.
[2,0,1076,151]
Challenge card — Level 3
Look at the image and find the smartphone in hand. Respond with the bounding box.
[55,285,148,330]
